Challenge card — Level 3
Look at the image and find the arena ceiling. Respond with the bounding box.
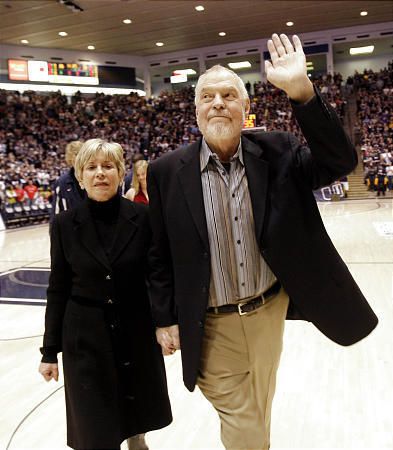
[1,0,392,57]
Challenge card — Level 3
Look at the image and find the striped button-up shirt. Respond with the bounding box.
[200,139,276,307]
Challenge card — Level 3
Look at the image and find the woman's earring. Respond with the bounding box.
[79,182,84,189]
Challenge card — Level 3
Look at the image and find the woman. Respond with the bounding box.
[124,160,149,204]
[39,139,172,450]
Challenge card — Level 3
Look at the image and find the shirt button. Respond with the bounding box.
[234,217,238,221]
[106,274,111,280]
[237,240,241,244]
[232,194,235,198]
[240,262,244,267]
[241,282,245,286]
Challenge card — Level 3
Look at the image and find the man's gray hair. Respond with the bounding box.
[194,65,249,106]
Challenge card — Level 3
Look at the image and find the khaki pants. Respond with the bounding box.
[197,288,289,450]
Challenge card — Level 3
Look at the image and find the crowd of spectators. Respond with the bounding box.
[355,61,393,194]
[0,72,349,224]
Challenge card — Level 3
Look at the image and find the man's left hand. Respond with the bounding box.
[265,33,314,104]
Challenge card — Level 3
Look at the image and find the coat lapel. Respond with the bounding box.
[109,199,138,263]
[73,202,112,272]
[177,140,209,251]
[242,135,269,244]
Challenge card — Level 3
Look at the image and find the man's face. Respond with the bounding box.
[195,70,250,144]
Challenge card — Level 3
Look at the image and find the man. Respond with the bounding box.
[147,34,378,450]
[50,140,85,224]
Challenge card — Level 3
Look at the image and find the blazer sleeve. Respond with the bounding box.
[290,87,358,190]
[147,165,177,327]
[40,214,72,362]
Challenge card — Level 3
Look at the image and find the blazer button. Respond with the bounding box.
[123,361,131,367]
[202,286,207,293]
[107,299,113,304]
[198,321,204,328]
[106,274,111,280]
[125,395,135,401]
[203,252,208,259]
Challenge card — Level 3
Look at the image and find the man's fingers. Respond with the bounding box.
[267,39,278,65]
[280,34,294,54]
[292,35,303,53]
[53,368,59,382]
[271,33,286,57]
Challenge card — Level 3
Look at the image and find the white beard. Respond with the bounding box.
[204,120,236,141]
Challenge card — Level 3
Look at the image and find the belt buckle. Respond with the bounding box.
[237,301,248,316]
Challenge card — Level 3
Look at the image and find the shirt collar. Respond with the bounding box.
[200,138,244,172]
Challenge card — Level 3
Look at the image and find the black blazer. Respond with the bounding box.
[147,91,378,392]
[43,197,172,448]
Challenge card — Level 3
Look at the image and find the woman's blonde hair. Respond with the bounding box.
[131,160,149,193]
[74,139,125,183]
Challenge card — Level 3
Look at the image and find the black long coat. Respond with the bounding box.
[147,90,378,392]
[43,197,172,449]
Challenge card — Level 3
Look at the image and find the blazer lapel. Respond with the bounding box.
[177,140,209,251]
[73,202,112,272]
[109,199,138,263]
[242,135,269,244]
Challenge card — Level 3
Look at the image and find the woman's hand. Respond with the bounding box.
[39,362,59,382]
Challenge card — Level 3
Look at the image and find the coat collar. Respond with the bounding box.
[177,140,209,250]
[241,134,269,244]
[72,197,138,270]
[177,135,269,247]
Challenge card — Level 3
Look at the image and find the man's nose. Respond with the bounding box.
[212,93,225,108]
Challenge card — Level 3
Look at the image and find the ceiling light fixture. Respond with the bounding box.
[219,32,226,37]
[349,45,374,55]
[87,45,95,50]
[286,21,294,27]
[58,31,68,37]
[156,42,164,47]
[21,39,29,44]
[195,5,204,11]
[173,69,197,75]
[360,11,368,16]
[228,61,251,69]
[123,18,132,24]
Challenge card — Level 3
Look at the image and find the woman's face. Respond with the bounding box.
[136,166,147,188]
[81,151,120,202]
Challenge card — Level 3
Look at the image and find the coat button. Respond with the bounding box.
[106,274,111,280]
[203,252,208,259]
[198,321,204,328]
[110,324,115,330]
[107,299,113,304]
[123,361,131,367]
[125,395,135,401]
[202,286,207,293]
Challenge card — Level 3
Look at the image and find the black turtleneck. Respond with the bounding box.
[87,193,121,256]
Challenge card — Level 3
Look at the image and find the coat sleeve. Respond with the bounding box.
[290,88,358,190]
[40,215,72,361]
[147,164,177,327]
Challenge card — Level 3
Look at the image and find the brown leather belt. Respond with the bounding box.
[207,280,281,316]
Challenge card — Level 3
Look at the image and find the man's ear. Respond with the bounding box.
[244,98,251,115]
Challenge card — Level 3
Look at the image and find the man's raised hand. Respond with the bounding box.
[265,33,314,103]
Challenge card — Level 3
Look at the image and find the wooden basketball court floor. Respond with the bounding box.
[0,198,392,450]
